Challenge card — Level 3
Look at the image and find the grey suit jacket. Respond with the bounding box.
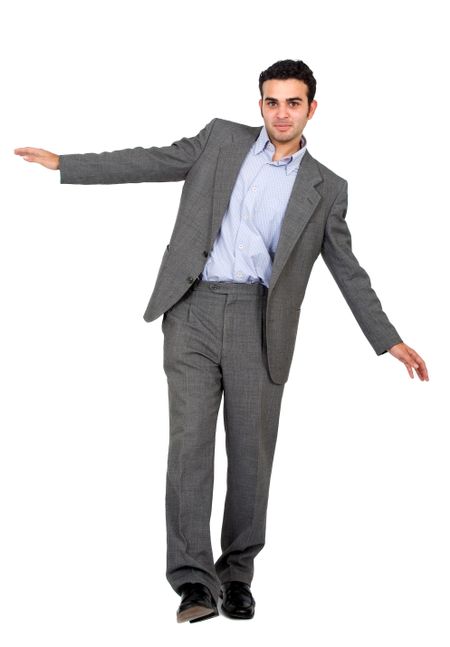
[59,117,403,384]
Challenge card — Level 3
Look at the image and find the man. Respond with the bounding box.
[14,59,429,624]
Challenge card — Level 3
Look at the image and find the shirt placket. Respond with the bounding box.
[233,163,265,281]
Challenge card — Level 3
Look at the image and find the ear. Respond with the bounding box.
[307,99,318,119]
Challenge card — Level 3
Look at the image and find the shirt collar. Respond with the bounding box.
[254,124,307,175]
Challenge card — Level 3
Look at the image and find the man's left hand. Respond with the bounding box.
[387,342,429,381]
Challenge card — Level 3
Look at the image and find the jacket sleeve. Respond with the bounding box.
[320,180,403,355]
[59,118,217,185]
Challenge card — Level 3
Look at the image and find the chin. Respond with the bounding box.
[272,132,293,142]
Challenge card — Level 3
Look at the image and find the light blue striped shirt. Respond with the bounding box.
[200,124,308,287]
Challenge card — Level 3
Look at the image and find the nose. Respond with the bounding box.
[276,103,288,119]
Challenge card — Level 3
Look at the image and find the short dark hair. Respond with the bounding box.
[259,59,317,107]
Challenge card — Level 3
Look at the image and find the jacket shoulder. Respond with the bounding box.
[307,152,347,187]
[210,117,261,139]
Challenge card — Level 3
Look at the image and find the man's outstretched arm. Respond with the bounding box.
[14,118,217,184]
[321,180,429,381]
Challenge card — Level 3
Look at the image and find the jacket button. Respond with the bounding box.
[203,250,209,257]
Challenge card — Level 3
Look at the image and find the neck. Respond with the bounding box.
[271,136,303,162]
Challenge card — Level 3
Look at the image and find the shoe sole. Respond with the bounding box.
[219,605,255,620]
[177,605,218,623]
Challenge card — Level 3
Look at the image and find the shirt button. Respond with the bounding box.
[251,185,257,191]
[236,271,243,278]
[238,244,243,249]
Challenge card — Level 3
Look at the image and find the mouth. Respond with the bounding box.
[274,124,291,131]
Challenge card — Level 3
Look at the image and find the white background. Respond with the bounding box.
[2,0,449,645]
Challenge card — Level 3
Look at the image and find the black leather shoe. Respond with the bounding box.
[219,581,255,619]
[176,582,219,623]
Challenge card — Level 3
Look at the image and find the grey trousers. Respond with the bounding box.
[161,279,285,605]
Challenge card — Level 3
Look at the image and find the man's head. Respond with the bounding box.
[258,59,318,150]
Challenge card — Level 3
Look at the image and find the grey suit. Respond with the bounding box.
[59,118,403,603]
[59,117,402,385]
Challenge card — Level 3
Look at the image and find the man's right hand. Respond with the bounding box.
[14,147,60,170]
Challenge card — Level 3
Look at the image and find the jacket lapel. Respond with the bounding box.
[269,150,323,292]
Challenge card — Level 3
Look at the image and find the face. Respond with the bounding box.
[259,78,317,148]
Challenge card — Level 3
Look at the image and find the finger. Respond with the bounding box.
[14,147,37,156]
[418,363,429,381]
[410,357,419,370]
[411,359,428,381]
[408,347,425,367]
[405,350,419,370]
[411,354,429,381]
[14,147,42,160]
[404,362,414,379]
[416,359,428,381]
[403,352,428,381]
